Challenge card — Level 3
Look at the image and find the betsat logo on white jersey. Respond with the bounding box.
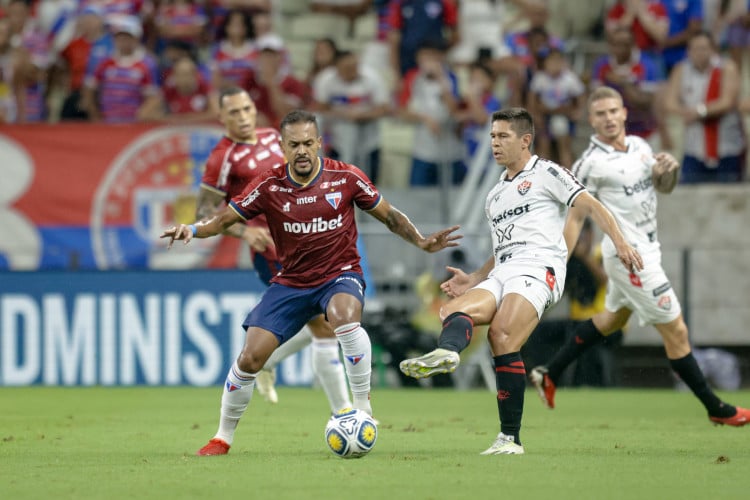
[623,176,652,196]
[283,214,343,234]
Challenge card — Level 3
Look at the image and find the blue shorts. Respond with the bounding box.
[242,272,366,344]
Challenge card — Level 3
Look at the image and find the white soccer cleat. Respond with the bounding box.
[255,368,278,404]
[399,348,460,379]
[480,432,525,455]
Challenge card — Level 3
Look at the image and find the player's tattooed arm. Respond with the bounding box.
[368,199,462,253]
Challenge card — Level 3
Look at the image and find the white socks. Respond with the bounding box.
[214,360,256,445]
[334,322,372,415]
[263,325,313,370]
[311,337,352,413]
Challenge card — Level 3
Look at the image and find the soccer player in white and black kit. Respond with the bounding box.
[400,107,643,455]
[162,109,462,455]
[530,86,750,426]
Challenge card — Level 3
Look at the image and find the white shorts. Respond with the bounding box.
[474,263,564,319]
[603,254,681,326]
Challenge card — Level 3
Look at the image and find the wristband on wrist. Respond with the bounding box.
[695,103,707,118]
[188,224,197,236]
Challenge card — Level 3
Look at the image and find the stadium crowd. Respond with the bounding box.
[0,0,749,184]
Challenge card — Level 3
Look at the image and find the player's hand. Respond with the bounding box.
[243,226,274,253]
[440,266,474,298]
[652,152,679,176]
[616,243,643,273]
[160,224,194,249]
[418,225,462,253]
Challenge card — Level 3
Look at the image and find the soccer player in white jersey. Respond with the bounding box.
[530,86,750,426]
[399,107,643,455]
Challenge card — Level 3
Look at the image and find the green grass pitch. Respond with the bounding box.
[1,386,748,499]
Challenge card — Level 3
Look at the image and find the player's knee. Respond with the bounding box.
[236,350,267,374]
[487,326,514,352]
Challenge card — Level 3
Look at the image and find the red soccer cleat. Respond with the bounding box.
[710,406,750,427]
[530,366,556,409]
[196,438,230,456]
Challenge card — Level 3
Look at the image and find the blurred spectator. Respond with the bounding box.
[664,31,745,183]
[81,0,145,17]
[386,0,459,82]
[250,12,292,70]
[605,0,669,58]
[504,2,564,106]
[311,48,391,184]
[58,6,109,120]
[455,61,500,167]
[448,0,512,68]
[397,39,464,187]
[708,0,750,72]
[206,0,271,40]
[144,55,216,123]
[153,0,208,56]
[310,0,372,36]
[7,0,51,122]
[591,27,661,143]
[661,0,705,75]
[209,9,255,91]
[0,16,15,123]
[306,37,338,86]
[528,48,584,168]
[246,34,309,128]
[81,15,161,123]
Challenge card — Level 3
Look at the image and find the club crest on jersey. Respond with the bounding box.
[517,180,532,195]
[346,354,365,365]
[657,295,672,310]
[326,192,342,209]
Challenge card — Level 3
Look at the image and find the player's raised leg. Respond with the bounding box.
[400,288,497,379]
[197,327,279,456]
[530,308,631,409]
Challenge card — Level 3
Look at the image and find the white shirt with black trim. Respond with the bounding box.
[485,154,586,269]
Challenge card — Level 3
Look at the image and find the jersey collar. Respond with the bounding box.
[502,154,538,182]
[286,156,323,188]
[590,135,630,153]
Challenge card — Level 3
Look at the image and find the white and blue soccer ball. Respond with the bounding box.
[324,408,378,459]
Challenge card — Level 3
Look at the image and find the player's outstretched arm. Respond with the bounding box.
[161,207,243,249]
[196,186,273,251]
[367,198,462,253]
[571,192,644,272]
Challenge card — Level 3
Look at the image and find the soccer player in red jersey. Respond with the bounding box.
[163,108,462,455]
[191,88,355,453]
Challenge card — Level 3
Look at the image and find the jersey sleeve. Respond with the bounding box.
[228,177,264,220]
[200,145,228,194]
[572,155,599,196]
[350,166,382,211]
[543,162,586,206]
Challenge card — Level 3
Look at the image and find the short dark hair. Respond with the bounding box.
[689,30,716,48]
[491,107,535,141]
[280,110,319,135]
[218,87,248,108]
